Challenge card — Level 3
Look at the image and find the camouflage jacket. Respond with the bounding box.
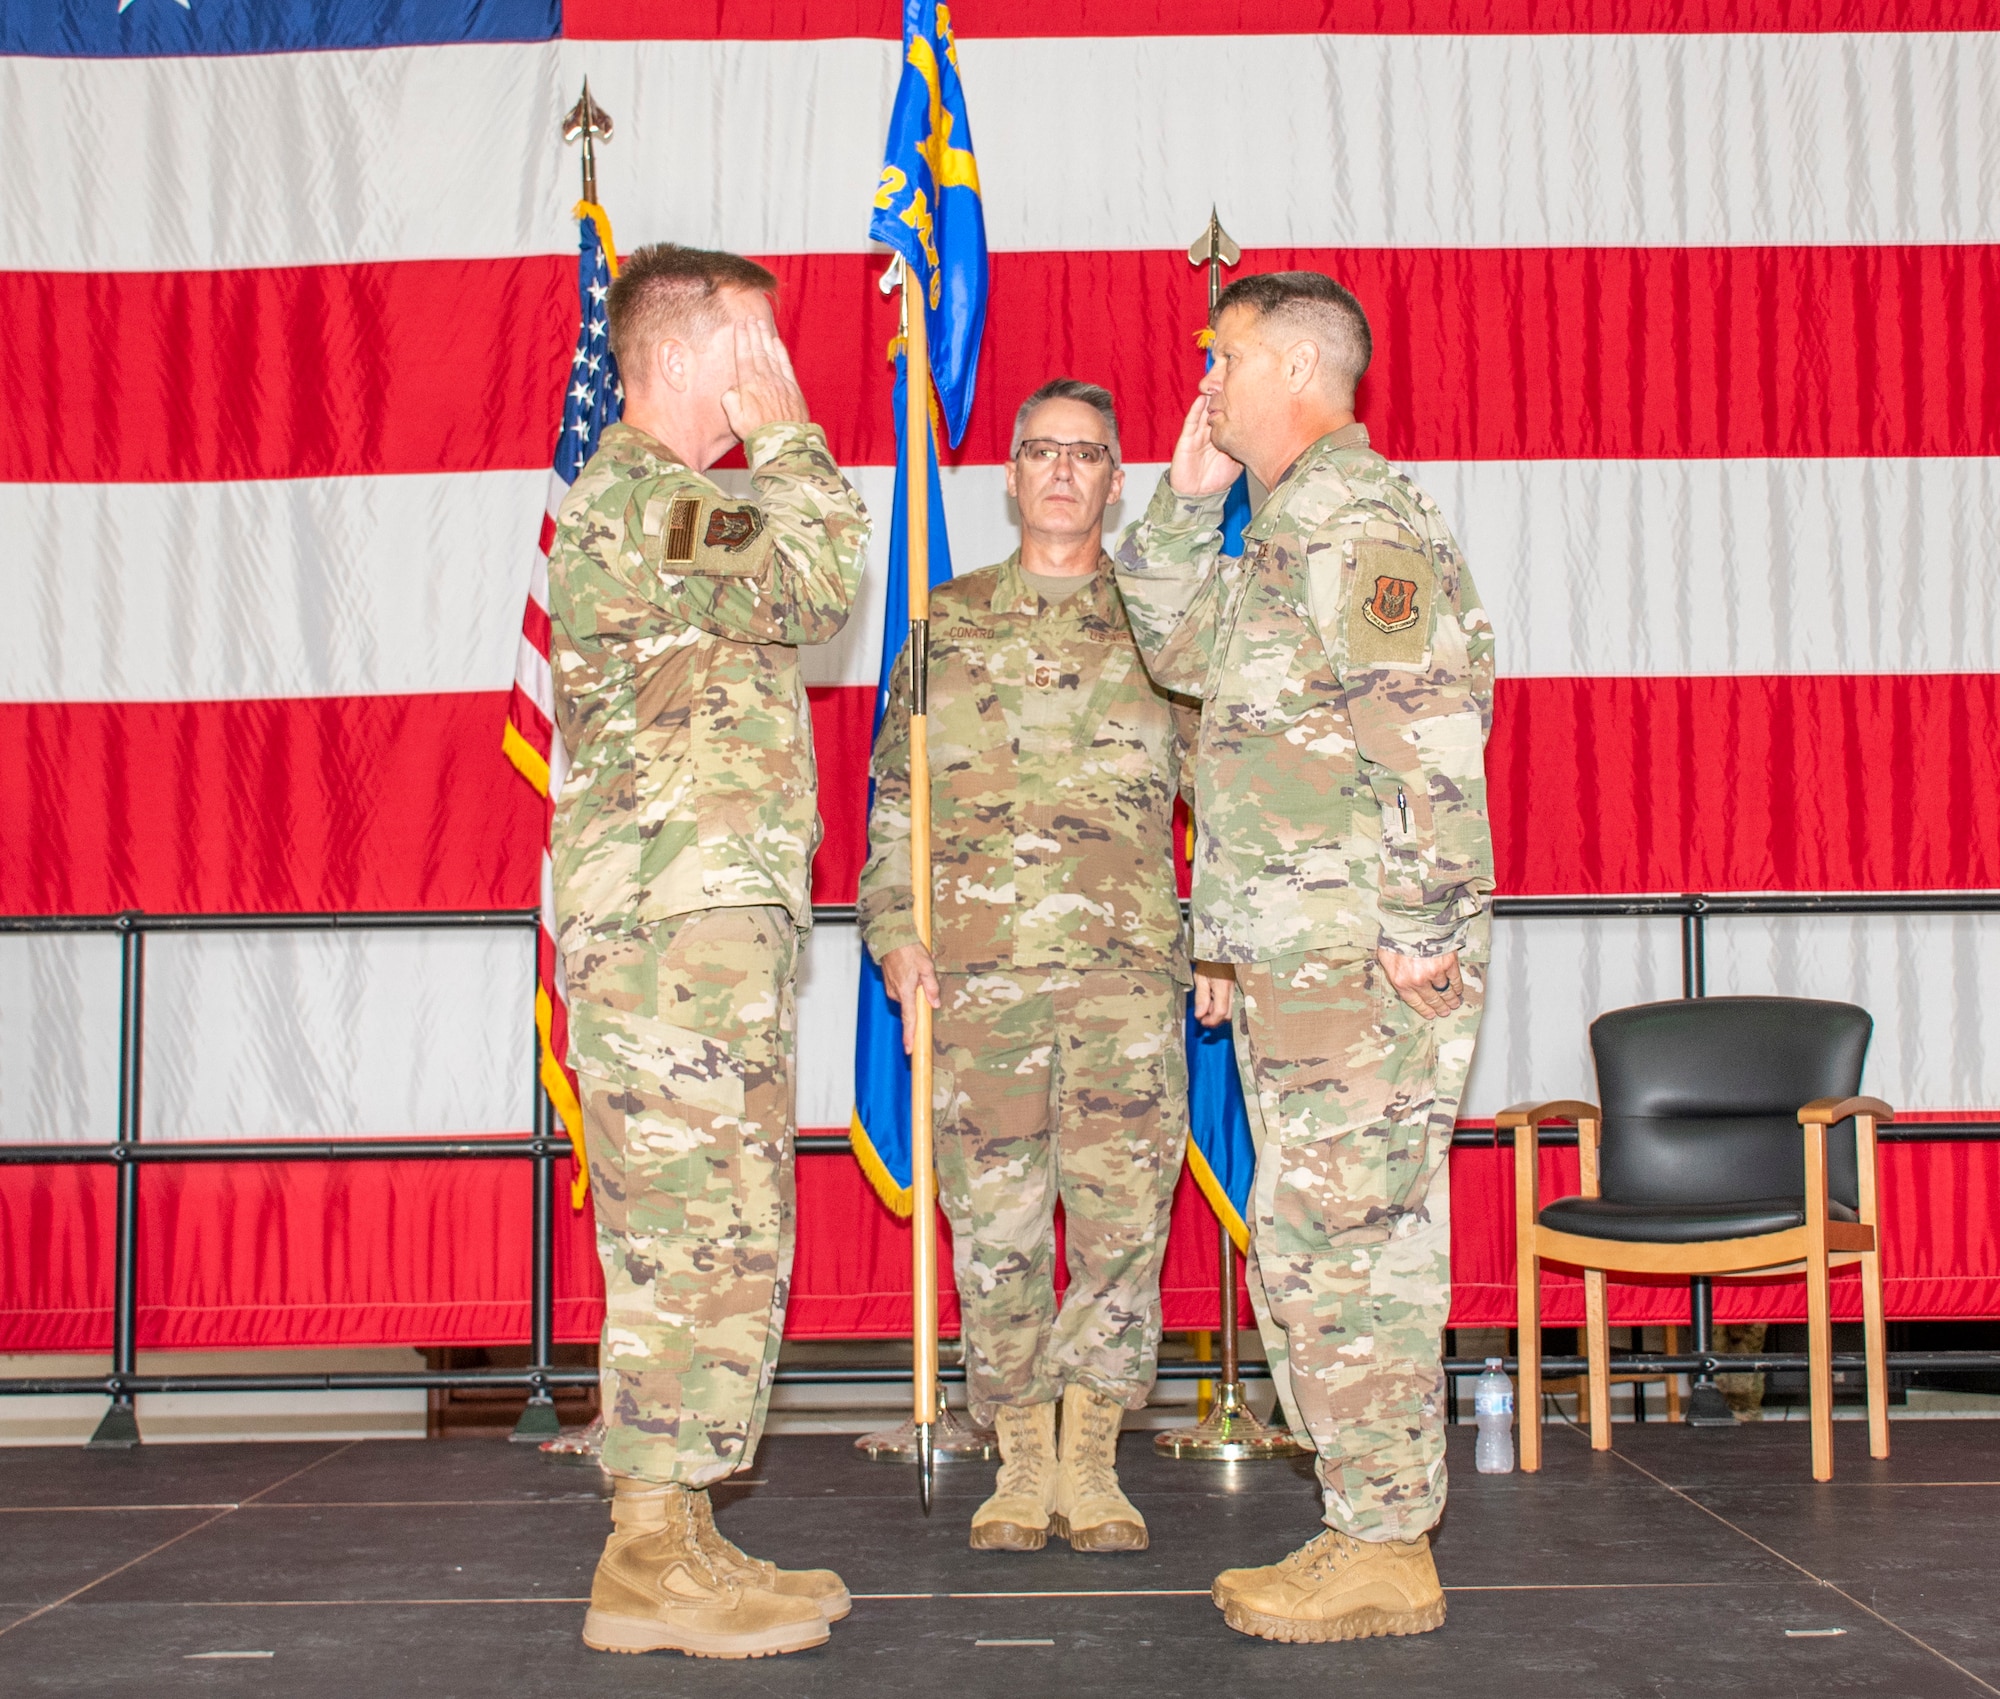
[548,419,869,940]
[858,552,1196,979]
[1113,423,1494,965]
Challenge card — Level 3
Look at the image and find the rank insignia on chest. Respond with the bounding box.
[703,505,766,553]
[1362,575,1421,634]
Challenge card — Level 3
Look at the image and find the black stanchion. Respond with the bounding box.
[514,1073,562,1441]
[89,920,145,1449]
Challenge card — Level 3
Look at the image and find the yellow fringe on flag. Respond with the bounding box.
[576,201,620,276]
[849,1111,915,1218]
[501,717,550,796]
[536,985,590,1208]
[1184,1139,1249,1255]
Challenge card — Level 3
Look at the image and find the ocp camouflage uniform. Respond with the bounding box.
[1115,422,1495,1542]
[548,419,868,1486]
[858,554,1196,1427]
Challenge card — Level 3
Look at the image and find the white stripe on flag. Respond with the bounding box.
[512,638,555,721]
[0,470,544,702]
[784,457,2000,691]
[7,457,1996,702]
[7,33,1998,271]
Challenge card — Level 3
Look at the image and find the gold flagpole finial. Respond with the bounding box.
[1187,207,1242,314]
[563,79,615,206]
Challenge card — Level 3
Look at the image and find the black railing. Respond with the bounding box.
[3,893,1997,1442]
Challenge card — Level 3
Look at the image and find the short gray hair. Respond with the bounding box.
[1010,378,1120,464]
[1213,271,1371,403]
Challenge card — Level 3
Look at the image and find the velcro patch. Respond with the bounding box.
[1345,538,1436,667]
[648,492,774,579]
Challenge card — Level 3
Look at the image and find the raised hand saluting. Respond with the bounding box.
[721,314,810,439]
[1166,392,1242,498]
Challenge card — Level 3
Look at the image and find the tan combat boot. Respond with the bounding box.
[687,1487,852,1620]
[1213,1527,1446,1643]
[581,1478,830,1659]
[1050,1384,1148,1552]
[969,1401,1059,1551]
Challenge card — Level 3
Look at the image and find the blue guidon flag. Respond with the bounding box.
[1183,464,1257,1250]
[851,0,989,1214]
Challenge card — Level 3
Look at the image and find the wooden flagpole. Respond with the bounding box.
[901,265,941,1512]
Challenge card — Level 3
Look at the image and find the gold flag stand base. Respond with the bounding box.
[856,1387,997,1463]
[539,1414,607,1464]
[1154,1379,1307,1461]
[1157,1213,1307,1461]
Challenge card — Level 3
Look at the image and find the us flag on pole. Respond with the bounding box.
[504,203,623,1205]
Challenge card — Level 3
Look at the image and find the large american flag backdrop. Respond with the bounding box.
[2,1,1996,1351]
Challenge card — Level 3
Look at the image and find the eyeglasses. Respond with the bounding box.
[1015,437,1117,469]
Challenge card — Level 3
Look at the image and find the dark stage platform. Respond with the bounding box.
[3,1421,1996,1697]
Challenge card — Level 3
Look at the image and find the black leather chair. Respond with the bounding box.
[1500,996,1892,1481]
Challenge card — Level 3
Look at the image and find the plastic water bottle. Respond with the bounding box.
[1474,1358,1515,1474]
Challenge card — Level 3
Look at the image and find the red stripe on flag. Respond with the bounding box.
[0,694,542,916]
[805,684,878,908]
[519,596,551,658]
[0,258,571,484]
[1490,673,2000,896]
[9,246,1996,481]
[564,0,1992,37]
[775,244,2000,467]
[505,684,553,759]
[4,677,1991,917]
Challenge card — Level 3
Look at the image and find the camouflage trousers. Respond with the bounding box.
[933,969,1189,1428]
[563,905,797,1488]
[1231,932,1487,1542]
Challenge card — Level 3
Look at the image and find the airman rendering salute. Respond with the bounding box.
[860,380,1197,1556]
[546,244,869,1660]
[1115,273,1496,1644]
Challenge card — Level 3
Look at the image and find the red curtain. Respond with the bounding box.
[6,1139,1994,1353]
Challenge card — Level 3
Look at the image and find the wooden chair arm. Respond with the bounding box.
[1497,1100,1602,1132]
[1506,1101,1605,1222]
[1798,1097,1894,1127]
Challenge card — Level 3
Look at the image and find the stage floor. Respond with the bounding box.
[2,1421,1996,1697]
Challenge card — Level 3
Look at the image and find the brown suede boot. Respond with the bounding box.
[1051,1384,1147,1552]
[969,1402,1058,1551]
[688,1487,851,1620]
[1213,1527,1446,1643]
[581,1479,830,1658]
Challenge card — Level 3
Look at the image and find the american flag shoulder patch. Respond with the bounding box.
[664,498,702,564]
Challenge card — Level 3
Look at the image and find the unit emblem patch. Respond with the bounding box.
[1362,575,1420,634]
[704,505,766,553]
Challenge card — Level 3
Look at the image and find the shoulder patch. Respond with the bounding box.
[686,501,768,576]
[1346,538,1436,667]
[639,484,775,580]
[664,498,701,564]
[703,504,766,554]
[1362,572,1421,634]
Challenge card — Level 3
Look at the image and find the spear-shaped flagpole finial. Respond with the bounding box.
[1187,206,1242,314]
[563,78,615,206]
